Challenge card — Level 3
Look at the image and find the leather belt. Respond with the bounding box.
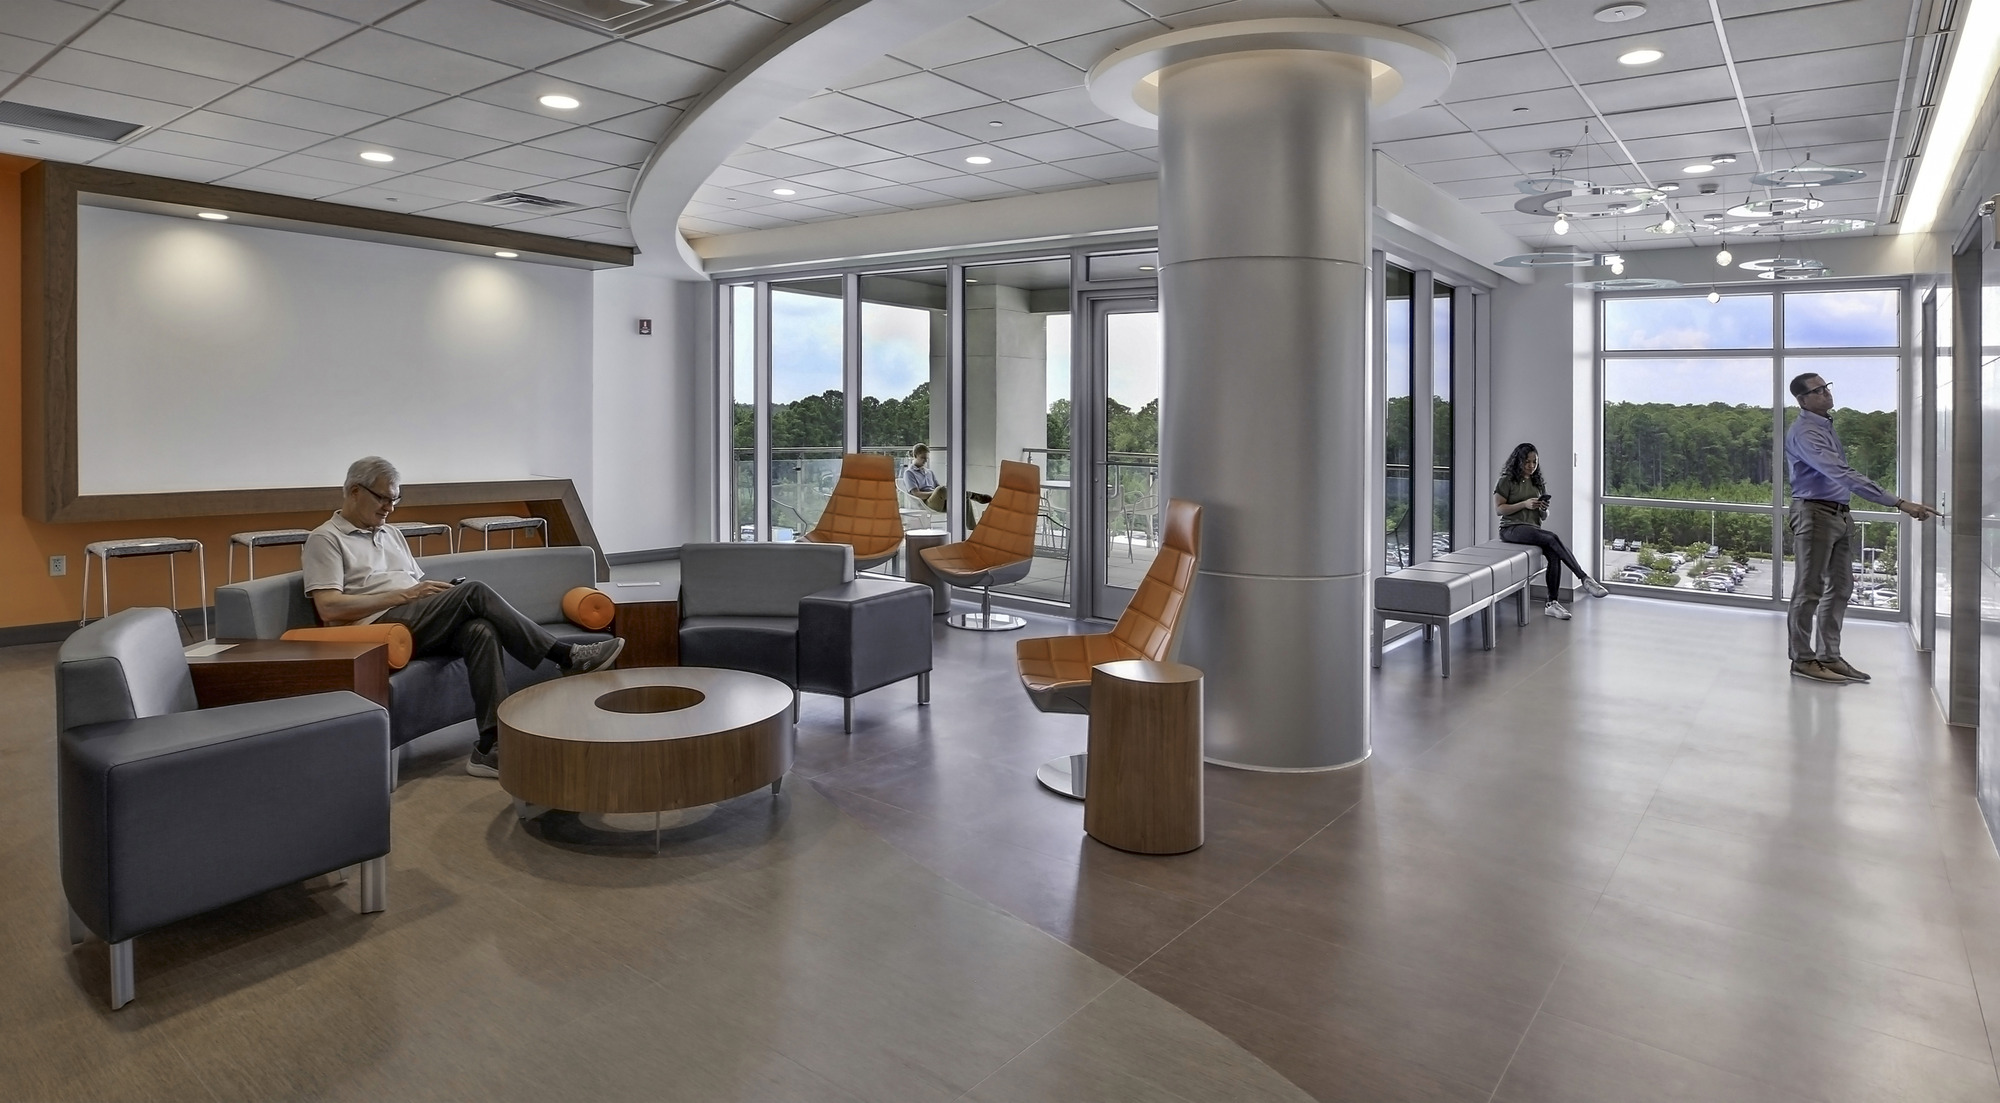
[1796,498,1850,512]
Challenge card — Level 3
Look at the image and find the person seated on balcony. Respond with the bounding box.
[303,456,625,779]
[1494,441,1608,621]
[904,444,991,519]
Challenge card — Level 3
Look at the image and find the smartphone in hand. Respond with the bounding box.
[450,577,468,586]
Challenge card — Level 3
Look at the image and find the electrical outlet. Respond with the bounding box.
[49,555,66,577]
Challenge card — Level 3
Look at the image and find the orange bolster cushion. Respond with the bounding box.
[281,624,413,669]
[563,586,615,631]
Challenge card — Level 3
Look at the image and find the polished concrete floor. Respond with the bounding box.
[4,595,1998,1101]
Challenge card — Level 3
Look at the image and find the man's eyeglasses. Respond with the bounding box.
[1801,382,1832,398]
[357,483,401,507]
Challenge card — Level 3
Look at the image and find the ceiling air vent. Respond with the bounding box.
[478,192,581,212]
[0,101,141,142]
[492,0,690,38]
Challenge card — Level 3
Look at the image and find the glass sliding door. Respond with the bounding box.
[1091,299,1161,619]
[726,283,758,540]
[768,277,845,539]
[1385,265,1415,571]
[860,269,948,574]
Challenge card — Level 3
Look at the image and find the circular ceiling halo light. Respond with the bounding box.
[1738,256,1825,274]
[1617,47,1664,66]
[1713,215,1875,237]
[964,155,993,165]
[1594,2,1648,22]
[1493,250,1595,267]
[538,94,581,110]
[1747,156,1864,188]
[1516,184,1666,220]
[196,211,229,221]
[1516,175,1591,195]
[1569,277,1682,290]
[1727,195,1823,218]
[494,251,519,259]
[359,150,395,163]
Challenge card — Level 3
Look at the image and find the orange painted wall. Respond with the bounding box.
[1,156,529,630]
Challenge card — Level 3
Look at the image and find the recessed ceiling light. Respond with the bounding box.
[964,155,992,165]
[1711,153,1737,165]
[539,94,581,110]
[494,251,518,258]
[196,211,228,220]
[1618,48,1664,66]
[1658,181,1680,191]
[1138,265,1156,271]
[1595,3,1647,21]
[987,120,1005,128]
[773,187,796,195]
[1682,163,1715,173]
[359,150,395,163]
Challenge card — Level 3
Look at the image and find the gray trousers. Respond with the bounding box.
[380,581,558,738]
[1787,499,1854,662]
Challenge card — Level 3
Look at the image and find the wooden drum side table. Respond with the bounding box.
[186,640,391,710]
[1083,659,1204,855]
[902,530,952,615]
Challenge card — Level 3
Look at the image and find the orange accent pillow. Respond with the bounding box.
[563,587,615,631]
[281,624,414,669]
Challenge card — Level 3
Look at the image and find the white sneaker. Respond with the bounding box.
[1583,578,1609,598]
[1544,601,1572,620]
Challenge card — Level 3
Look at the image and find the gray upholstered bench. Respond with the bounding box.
[1372,540,1542,677]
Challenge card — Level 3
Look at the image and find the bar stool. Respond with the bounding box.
[458,515,548,551]
[226,529,309,582]
[391,521,453,555]
[81,538,208,641]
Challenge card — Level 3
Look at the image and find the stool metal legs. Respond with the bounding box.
[81,546,209,640]
[109,940,134,1010]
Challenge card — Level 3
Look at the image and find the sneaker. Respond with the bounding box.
[1790,659,1848,684]
[1821,657,1871,682]
[467,745,499,778]
[1543,601,1572,620]
[563,637,625,675]
[1583,578,1610,598]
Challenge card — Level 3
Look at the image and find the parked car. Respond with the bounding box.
[1873,589,1900,608]
[1613,538,1628,551]
[1705,545,1720,558]
[1629,541,1643,551]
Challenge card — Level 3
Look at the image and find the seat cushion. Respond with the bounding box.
[679,615,800,687]
[1374,564,1491,617]
[919,542,1033,586]
[382,626,605,747]
[1014,632,1144,715]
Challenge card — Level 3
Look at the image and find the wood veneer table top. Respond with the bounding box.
[499,667,790,745]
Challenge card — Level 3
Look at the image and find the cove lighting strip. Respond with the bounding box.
[1902,0,2000,234]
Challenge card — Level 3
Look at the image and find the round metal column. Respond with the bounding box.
[1090,21,1453,770]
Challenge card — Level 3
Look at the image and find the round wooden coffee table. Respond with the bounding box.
[498,668,794,818]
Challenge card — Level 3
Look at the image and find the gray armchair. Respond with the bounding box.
[679,543,933,732]
[57,609,392,1009]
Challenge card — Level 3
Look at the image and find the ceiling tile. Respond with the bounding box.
[167,109,332,151]
[631,3,786,69]
[382,172,494,201]
[748,117,830,149]
[1513,0,1714,48]
[562,206,630,228]
[855,156,966,184]
[996,127,1119,162]
[593,104,684,141]
[925,102,1067,143]
[1443,85,1592,131]
[724,183,833,207]
[408,97,572,143]
[1447,51,1572,101]
[1050,149,1155,180]
[916,144,1036,172]
[1400,153,1523,185]
[0,33,55,73]
[1161,0,1332,28]
[347,117,503,158]
[984,162,1092,190]
[579,228,635,245]
[725,146,835,178]
[421,158,553,191]
[680,215,751,236]
[473,143,611,178]
[831,56,920,90]
[207,85,380,134]
[1582,64,1731,114]
[257,60,446,115]
[416,200,541,226]
[378,0,602,69]
[542,42,721,105]
[1745,80,1897,128]
[573,164,639,190]
[463,73,653,127]
[212,165,350,197]
[891,18,1026,69]
[702,165,767,189]
[784,92,907,133]
[846,71,997,118]
[528,125,655,165]
[262,149,416,183]
[776,134,900,167]
[1735,42,1904,97]
[1725,0,1909,62]
[792,193,900,216]
[114,0,356,56]
[790,166,898,193]
[937,47,1084,102]
[128,128,285,167]
[1011,86,1113,127]
[70,15,288,84]
[1379,130,1496,164]
[496,212,610,238]
[318,183,453,212]
[36,48,236,108]
[89,146,241,181]
[0,128,118,163]
[281,0,409,21]
[529,179,628,208]
[1076,118,1158,150]
[1374,104,1467,144]
[9,0,101,46]
[852,183,957,208]
[1603,99,1745,142]
[6,78,187,128]
[1551,22,1726,85]
[978,0,1158,45]
[1036,21,1161,70]
[311,29,516,95]
[1403,5,1541,63]
[920,174,1026,201]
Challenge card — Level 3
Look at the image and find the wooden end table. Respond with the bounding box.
[185,639,391,710]
[1083,659,1205,855]
[604,586,679,668]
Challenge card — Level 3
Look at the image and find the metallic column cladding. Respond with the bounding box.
[1158,51,1376,770]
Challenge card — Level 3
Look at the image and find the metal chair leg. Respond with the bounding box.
[842,698,853,733]
[918,672,930,705]
[359,856,387,914]
[66,906,88,946]
[78,552,92,626]
[109,940,134,1010]
[195,545,209,641]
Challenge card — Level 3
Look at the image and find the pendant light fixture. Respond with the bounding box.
[1715,247,1733,266]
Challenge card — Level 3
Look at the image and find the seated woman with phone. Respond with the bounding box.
[1494,441,1607,621]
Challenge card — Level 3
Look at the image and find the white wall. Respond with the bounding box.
[76,205,594,497]
[591,268,704,554]
[1490,272,1592,573]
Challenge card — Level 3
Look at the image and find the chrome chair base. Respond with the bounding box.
[1036,753,1088,800]
[948,611,1026,631]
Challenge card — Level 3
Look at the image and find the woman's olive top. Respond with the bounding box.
[1495,475,1545,529]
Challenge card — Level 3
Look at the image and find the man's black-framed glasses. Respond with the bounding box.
[358,483,402,507]
[1801,381,1832,398]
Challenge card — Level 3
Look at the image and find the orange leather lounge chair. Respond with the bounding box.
[917,459,1042,630]
[802,453,904,571]
[1015,499,1202,797]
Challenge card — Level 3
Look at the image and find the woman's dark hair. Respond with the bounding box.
[1503,442,1547,492]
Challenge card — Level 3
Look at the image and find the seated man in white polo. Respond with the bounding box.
[303,457,623,777]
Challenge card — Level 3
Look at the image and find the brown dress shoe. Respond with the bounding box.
[1790,660,1848,684]
[1821,658,1870,682]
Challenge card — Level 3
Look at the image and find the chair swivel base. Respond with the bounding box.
[1036,753,1087,800]
[947,611,1026,631]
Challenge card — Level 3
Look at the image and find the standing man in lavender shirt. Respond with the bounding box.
[1784,373,1934,683]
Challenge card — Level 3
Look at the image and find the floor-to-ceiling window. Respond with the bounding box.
[1432,280,1456,555]
[1381,261,1466,571]
[860,269,947,575]
[1385,265,1415,571]
[1598,283,1906,611]
[767,277,845,539]
[727,283,757,541]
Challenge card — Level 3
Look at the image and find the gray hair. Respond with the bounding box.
[344,456,400,493]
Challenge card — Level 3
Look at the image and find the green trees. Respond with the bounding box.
[858,382,930,448]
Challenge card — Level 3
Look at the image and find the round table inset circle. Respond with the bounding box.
[596,685,706,714]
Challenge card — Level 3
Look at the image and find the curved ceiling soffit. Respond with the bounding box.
[628,0,1001,280]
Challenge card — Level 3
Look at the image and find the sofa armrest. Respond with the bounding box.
[59,692,391,943]
[798,580,933,697]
